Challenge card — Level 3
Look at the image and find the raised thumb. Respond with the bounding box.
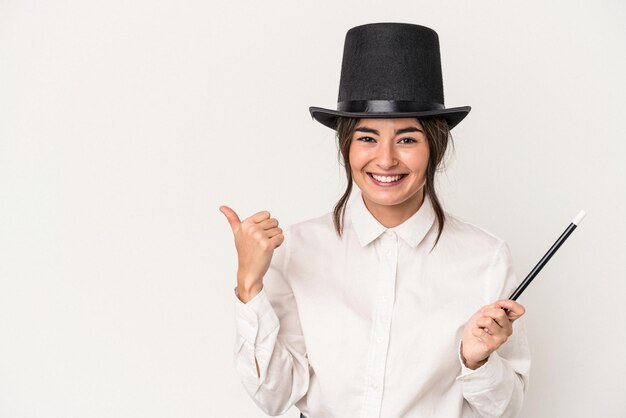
[219,205,241,233]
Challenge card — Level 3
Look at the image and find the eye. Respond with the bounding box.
[397,137,417,144]
[355,136,376,143]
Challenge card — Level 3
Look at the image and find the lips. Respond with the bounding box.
[367,173,407,186]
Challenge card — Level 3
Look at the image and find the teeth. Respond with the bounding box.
[372,174,403,183]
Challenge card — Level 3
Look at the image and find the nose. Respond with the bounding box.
[375,142,398,169]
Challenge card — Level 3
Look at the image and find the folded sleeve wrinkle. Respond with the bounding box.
[456,241,531,418]
[233,227,311,416]
[490,243,519,301]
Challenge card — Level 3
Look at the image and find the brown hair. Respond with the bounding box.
[332,117,453,248]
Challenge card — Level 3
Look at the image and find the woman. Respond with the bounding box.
[221,23,530,418]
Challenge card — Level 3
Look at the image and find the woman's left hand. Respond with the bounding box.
[461,300,526,369]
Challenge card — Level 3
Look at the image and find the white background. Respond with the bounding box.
[1,1,625,417]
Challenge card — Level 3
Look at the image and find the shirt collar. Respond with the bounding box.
[349,190,436,248]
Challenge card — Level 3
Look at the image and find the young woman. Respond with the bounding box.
[221,23,530,418]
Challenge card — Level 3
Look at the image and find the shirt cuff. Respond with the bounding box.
[233,286,280,345]
[456,340,505,393]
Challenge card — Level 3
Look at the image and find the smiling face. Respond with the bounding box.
[348,118,430,227]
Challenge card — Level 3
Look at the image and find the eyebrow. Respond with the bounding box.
[354,126,423,135]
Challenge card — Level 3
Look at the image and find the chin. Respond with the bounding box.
[360,185,425,207]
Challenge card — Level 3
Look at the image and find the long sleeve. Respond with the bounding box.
[232,228,310,416]
[456,242,531,418]
[231,196,531,417]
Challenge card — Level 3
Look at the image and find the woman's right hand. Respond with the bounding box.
[219,205,285,302]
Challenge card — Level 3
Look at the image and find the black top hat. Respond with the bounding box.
[309,23,470,130]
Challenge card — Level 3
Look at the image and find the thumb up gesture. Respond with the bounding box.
[219,205,285,302]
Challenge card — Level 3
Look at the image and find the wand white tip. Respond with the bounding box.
[572,210,586,226]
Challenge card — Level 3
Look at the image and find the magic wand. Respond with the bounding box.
[508,210,586,301]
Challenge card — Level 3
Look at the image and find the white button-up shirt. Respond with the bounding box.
[233,191,530,418]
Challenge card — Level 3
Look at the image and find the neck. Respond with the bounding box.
[362,190,426,228]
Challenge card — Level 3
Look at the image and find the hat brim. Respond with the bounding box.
[309,106,471,131]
